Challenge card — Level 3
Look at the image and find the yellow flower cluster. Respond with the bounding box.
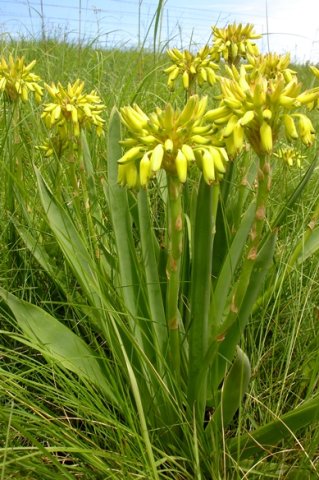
[119,95,228,187]
[37,135,69,158]
[246,52,296,83]
[274,144,305,167]
[164,47,218,90]
[205,64,319,157]
[41,79,105,139]
[211,23,261,65]
[0,55,43,103]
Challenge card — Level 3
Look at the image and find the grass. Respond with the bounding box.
[0,32,319,479]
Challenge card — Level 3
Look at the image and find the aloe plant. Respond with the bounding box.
[1,26,319,478]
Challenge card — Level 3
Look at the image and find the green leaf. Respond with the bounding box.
[105,107,157,392]
[228,394,319,459]
[296,226,319,264]
[13,219,67,294]
[105,107,143,319]
[0,287,119,407]
[211,201,256,330]
[206,346,251,435]
[214,232,277,388]
[187,177,215,420]
[137,189,167,355]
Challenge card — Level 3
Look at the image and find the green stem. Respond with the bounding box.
[232,153,256,232]
[213,155,272,386]
[77,143,99,257]
[166,174,183,384]
[185,77,196,102]
[228,155,271,318]
[67,143,83,222]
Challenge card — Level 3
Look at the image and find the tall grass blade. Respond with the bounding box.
[35,168,104,312]
[153,0,165,55]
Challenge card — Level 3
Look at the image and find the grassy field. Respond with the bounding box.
[0,26,319,480]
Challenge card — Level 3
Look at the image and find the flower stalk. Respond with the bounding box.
[231,156,270,313]
[166,174,183,382]
[213,153,272,388]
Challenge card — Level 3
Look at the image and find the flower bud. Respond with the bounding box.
[201,149,215,184]
[233,123,244,151]
[182,71,189,89]
[260,121,273,153]
[139,153,151,186]
[181,144,195,161]
[164,138,174,153]
[118,146,143,164]
[205,106,229,122]
[150,144,164,171]
[209,147,227,173]
[283,114,298,140]
[239,110,255,125]
[262,109,272,120]
[175,149,188,183]
[126,163,138,188]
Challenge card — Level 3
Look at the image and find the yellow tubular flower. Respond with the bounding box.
[205,63,319,158]
[164,46,219,91]
[0,55,43,102]
[309,65,319,109]
[119,95,229,188]
[41,79,105,140]
[310,65,319,80]
[274,144,306,167]
[211,22,261,66]
[293,114,316,146]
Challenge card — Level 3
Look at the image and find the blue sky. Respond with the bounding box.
[0,0,318,62]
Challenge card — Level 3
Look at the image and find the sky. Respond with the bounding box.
[0,0,318,63]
